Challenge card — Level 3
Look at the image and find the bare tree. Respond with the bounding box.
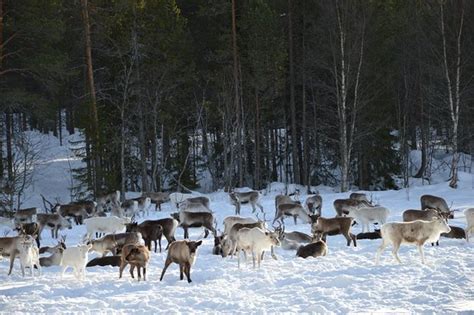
[327,0,367,192]
[439,0,465,188]
[0,132,41,212]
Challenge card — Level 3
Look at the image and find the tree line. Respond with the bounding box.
[0,0,473,204]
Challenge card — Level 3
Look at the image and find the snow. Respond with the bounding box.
[1,131,473,313]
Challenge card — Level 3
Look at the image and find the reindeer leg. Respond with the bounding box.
[119,261,127,279]
[143,266,147,281]
[160,258,172,281]
[185,262,192,283]
[391,241,402,264]
[252,249,256,268]
[179,263,184,280]
[137,265,141,281]
[158,237,162,253]
[8,252,16,275]
[154,240,157,253]
[60,266,67,279]
[271,246,278,260]
[293,215,297,225]
[418,244,426,264]
[129,265,135,279]
[375,239,387,265]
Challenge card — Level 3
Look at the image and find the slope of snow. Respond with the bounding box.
[0,131,473,313]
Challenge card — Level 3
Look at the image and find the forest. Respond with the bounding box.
[0,0,473,206]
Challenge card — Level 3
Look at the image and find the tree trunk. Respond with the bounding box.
[231,0,242,188]
[0,0,3,73]
[301,10,309,190]
[254,89,261,189]
[120,107,126,200]
[288,0,299,184]
[0,117,3,181]
[440,1,463,189]
[81,0,100,196]
[5,110,13,182]
[58,106,63,146]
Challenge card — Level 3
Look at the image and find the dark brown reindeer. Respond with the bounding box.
[171,211,216,239]
[125,222,164,253]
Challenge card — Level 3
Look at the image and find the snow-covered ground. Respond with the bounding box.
[1,132,473,313]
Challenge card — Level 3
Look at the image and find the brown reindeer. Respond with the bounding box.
[125,222,163,253]
[119,244,150,281]
[160,240,202,283]
[333,199,373,217]
[420,195,454,219]
[311,217,356,247]
[142,192,170,211]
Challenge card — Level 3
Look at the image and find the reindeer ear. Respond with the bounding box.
[196,240,203,247]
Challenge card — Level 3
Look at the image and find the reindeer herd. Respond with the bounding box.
[0,188,473,284]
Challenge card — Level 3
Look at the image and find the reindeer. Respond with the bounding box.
[14,207,38,225]
[305,195,323,216]
[39,235,66,254]
[71,200,97,215]
[119,244,150,281]
[171,211,216,239]
[18,236,41,277]
[160,240,203,283]
[125,222,163,253]
[333,199,373,217]
[420,195,454,219]
[16,222,40,248]
[39,236,67,267]
[275,195,300,218]
[0,234,35,275]
[142,192,170,211]
[229,191,263,215]
[312,217,356,247]
[96,191,121,212]
[273,203,312,225]
[37,213,72,239]
[121,200,139,217]
[54,203,89,225]
[131,197,152,217]
[349,192,373,204]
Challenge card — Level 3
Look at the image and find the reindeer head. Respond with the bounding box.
[273,221,285,240]
[264,231,281,247]
[187,240,203,255]
[125,222,139,233]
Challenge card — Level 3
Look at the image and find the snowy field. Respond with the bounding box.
[0,133,473,313]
